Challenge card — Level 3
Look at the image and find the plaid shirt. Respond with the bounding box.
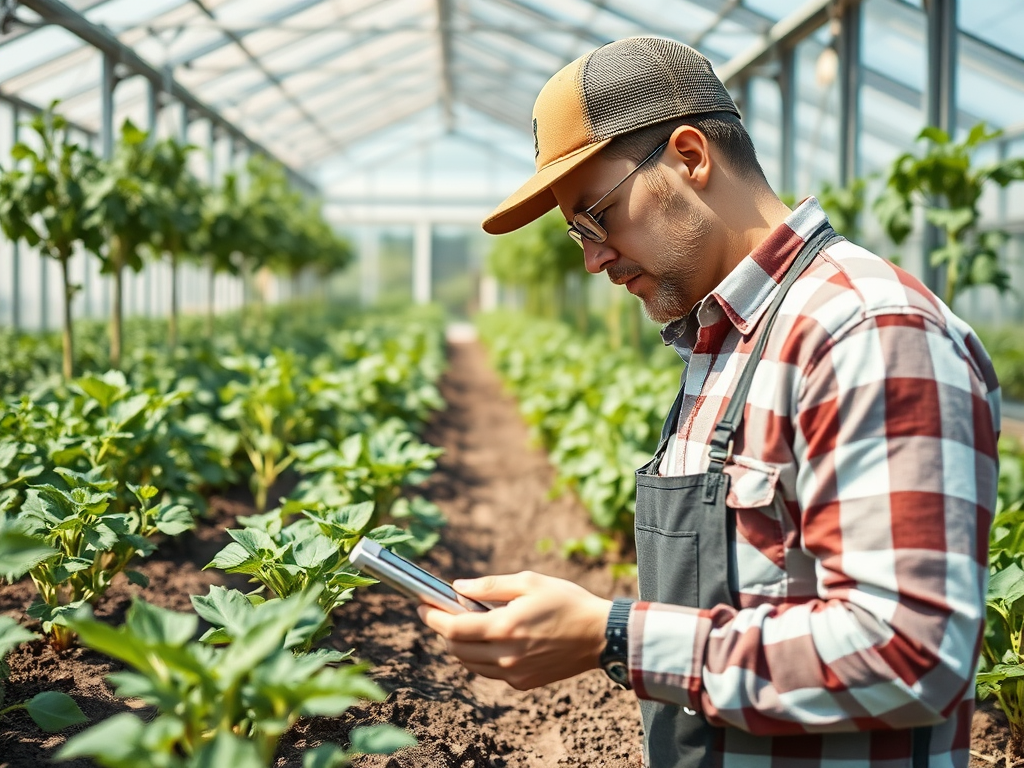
[629,199,1001,766]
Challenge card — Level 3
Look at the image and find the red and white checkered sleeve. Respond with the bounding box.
[628,310,1000,735]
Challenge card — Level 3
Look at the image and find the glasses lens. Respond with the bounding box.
[573,212,606,243]
[567,227,584,247]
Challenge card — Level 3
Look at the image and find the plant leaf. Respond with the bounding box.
[25,690,88,732]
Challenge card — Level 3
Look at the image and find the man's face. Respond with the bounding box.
[551,150,716,324]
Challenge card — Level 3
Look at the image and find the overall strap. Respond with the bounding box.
[702,224,843,503]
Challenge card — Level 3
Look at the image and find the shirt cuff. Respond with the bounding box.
[628,600,712,710]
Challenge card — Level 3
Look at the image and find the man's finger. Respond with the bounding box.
[417,602,505,641]
[452,571,542,602]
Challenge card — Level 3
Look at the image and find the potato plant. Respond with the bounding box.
[977,440,1024,758]
[59,591,415,768]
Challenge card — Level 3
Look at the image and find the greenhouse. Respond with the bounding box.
[0,0,1023,766]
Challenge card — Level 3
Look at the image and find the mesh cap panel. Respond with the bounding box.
[582,37,739,140]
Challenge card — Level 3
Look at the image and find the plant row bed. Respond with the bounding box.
[0,304,449,767]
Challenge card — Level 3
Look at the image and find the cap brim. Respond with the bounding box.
[482,138,612,235]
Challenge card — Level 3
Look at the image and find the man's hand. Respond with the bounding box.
[417,571,612,690]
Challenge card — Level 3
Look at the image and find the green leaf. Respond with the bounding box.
[154,504,195,535]
[302,744,348,768]
[125,570,150,588]
[125,598,197,647]
[0,616,38,658]
[0,522,57,580]
[192,731,264,768]
[348,724,417,755]
[57,712,145,762]
[25,690,88,732]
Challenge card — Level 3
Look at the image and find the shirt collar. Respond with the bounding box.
[661,197,829,349]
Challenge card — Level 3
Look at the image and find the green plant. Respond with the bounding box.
[817,176,867,242]
[58,591,415,768]
[218,350,313,512]
[0,104,103,378]
[85,119,164,369]
[149,137,205,351]
[977,440,1024,758]
[0,616,86,732]
[873,123,1024,308]
[205,502,396,649]
[8,471,192,649]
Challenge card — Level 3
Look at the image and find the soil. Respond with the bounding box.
[0,339,1019,767]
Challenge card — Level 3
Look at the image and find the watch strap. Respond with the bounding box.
[600,597,634,689]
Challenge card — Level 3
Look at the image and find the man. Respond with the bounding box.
[418,36,1001,767]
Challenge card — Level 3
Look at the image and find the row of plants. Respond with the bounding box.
[477,311,678,561]
[0,304,448,766]
[0,104,353,378]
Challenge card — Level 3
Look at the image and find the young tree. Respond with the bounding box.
[0,107,103,378]
[874,123,1024,308]
[199,172,248,333]
[150,137,204,350]
[85,120,163,368]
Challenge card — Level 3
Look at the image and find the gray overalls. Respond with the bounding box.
[634,224,934,767]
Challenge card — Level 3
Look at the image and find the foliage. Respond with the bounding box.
[873,123,1024,308]
[817,176,867,242]
[487,211,590,329]
[977,439,1024,757]
[0,104,104,379]
[206,502,406,649]
[85,119,165,369]
[6,471,192,649]
[0,615,87,732]
[478,311,678,555]
[975,325,1024,404]
[58,592,415,768]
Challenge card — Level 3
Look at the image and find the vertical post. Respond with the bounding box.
[10,105,20,332]
[924,0,958,296]
[737,77,754,128]
[360,228,380,307]
[778,46,797,199]
[413,221,432,304]
[101,51,116,320]
[146,79,160,318]
[837,2,862,188]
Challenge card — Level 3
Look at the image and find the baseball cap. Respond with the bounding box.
[482,36,740,235]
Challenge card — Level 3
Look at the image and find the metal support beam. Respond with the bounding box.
[436,0,456,132]
[837,2,862,187]
[360,229,380,307]
[718,0,862,86]
[413,221,432,304]
[101,50,116,161]
[19,0,316,194]
[778,46,797,198]
[923,0,958,295]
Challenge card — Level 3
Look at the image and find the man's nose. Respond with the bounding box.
[582,239,615,274]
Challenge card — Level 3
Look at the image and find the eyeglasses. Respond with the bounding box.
[566,139,670,248]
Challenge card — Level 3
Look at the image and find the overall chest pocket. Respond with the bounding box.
[634,473,714,608]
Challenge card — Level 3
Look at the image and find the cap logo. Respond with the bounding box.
[533,117,540,160]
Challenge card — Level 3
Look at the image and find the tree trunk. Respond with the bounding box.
[169,251,179,351]
[110,236,125,370]
[59,254,75,380]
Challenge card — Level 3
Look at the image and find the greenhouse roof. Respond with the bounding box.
[2,0,1023,221]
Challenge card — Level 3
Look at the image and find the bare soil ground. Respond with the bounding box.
[0,340,1018,767]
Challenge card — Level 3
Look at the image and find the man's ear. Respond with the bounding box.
[667,125,711,191]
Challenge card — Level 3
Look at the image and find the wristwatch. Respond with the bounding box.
[600,597,634,689]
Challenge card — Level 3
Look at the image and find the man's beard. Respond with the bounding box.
[634,200,711,324]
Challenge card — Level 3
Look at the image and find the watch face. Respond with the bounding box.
[604,659,630,688]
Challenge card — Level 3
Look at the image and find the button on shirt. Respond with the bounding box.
[628,198,1001,765]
